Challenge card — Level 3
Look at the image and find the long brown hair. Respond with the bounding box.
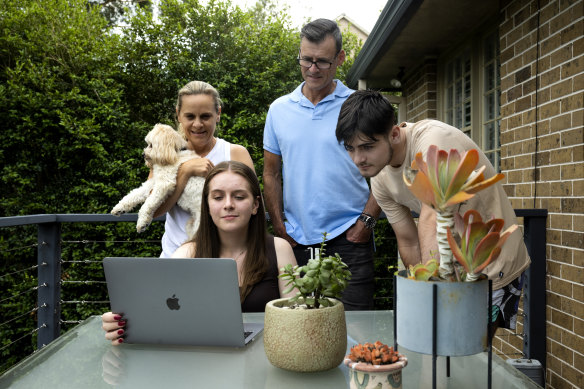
[193,161,268,302]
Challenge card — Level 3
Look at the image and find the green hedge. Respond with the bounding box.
[0,0,396,373]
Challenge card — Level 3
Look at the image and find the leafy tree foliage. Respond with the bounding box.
[0,0,140,370]
[0,0,374,372]
[88,0,154,26]
[0,0,364,218]
[0,0,297,371]
[0,0,306,215]
[0,0,139,216]
[114,0,302,171]
[337,24,364,84]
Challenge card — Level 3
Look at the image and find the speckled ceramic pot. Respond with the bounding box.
[263,298,347,372]
[344,354,408,389]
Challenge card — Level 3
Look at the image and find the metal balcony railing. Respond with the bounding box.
[0,209,547,369]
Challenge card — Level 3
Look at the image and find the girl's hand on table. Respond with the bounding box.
[102,311,126,346]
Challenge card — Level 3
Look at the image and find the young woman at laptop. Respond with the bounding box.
[102,161,298,345]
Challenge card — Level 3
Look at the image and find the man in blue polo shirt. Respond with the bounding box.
[263,19,380,310]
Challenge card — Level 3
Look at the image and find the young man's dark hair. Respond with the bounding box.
[300,18,342,54]
[336,90,397,144]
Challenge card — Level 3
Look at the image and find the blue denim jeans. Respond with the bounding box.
[293,231,374,311]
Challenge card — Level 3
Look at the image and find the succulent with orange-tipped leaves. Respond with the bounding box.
[403,145,506,281]
[403,145,504,212]
[407,259,439,281]
[447,210,518,282]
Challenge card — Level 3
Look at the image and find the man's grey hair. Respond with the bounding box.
[300,18,342,54]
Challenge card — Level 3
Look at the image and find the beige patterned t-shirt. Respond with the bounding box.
[372,120,530,289]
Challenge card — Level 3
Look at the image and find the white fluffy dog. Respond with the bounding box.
[111,123,204,239]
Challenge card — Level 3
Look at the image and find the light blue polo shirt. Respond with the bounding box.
[263,80,370,245]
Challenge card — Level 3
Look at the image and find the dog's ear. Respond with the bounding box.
[151,124,179,165]
[143,131,153,168]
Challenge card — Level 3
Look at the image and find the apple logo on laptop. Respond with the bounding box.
[166,294,180,310]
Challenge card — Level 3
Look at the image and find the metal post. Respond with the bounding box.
[520,210,547,371]
[37,222,62,349]
[488,280,493,389]
[432,284,437,389]
[393,274,398,351]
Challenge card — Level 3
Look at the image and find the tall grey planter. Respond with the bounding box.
[395,271,489,356]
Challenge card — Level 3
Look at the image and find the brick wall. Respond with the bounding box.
[499,0,583,388]
[403,58,438,121]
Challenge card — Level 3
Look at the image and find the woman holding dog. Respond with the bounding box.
[102,161,298,344]
[154,81,255,258]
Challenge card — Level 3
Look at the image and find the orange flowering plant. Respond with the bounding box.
[347,341,401,365]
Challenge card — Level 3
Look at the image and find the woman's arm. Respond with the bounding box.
[154,144,253,218]
[274,237,298,298]
[153,157,215,218]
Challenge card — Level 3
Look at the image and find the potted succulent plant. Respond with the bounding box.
[396,145,518,356]
[344,341,408,389]
[263,233,351,372]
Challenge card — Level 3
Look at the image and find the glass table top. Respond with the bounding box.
[0,311,540,389]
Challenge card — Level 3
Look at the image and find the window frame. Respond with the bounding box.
[438,23,501,172]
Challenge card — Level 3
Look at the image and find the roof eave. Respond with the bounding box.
[347,0,423,89]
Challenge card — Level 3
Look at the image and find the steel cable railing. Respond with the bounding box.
[0,210,547,375]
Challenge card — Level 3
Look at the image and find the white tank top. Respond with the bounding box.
[160,138,231,257]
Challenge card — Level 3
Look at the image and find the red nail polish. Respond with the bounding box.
[113,315,122,321]
[118,338,124,344]
[118,321,126,326]
[117,329,124,335]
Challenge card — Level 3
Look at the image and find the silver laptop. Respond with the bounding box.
[103,257,263,347]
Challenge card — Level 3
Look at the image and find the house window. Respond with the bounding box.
[444,48,472,136]
[483,31,501,172]
[441,28,501,172]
